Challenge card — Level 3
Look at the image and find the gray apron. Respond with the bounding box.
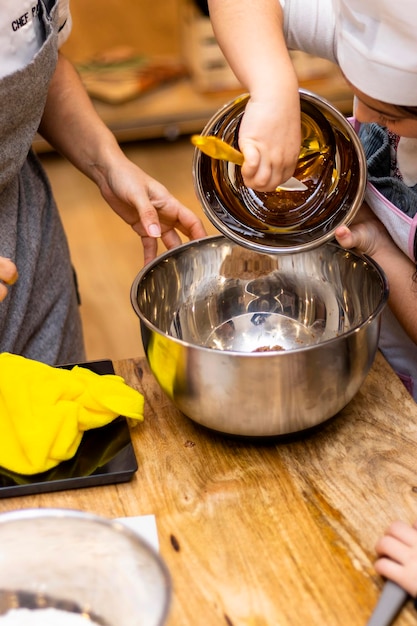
[0,0,85,365]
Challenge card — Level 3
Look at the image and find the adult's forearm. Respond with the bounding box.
[38,53,120,185]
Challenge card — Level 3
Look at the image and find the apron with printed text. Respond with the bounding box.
[0,0,85,365]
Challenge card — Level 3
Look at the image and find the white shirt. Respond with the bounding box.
[0,0,71,78]
[281,0,417,188]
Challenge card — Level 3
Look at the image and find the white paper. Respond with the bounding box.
[115,514,159,552]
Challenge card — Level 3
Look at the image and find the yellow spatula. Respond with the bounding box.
[191,134,308,192]
[192,134,245,166]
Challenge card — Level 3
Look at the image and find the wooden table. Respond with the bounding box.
[0,351,416,625]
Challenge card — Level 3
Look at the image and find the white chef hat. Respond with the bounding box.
[336,0,417,106]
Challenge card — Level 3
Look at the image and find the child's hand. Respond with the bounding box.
[207,0,301,192]
[337,201,417,344]
[0,257,18,301]
[239,91,301,192]
[375,520,417,597]
[334,203,391,258]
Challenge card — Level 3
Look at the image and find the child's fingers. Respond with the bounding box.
[380,521,417,548]
[335,225,355,248]
[0,257,18,285]
[375,534,412,563]
[374,557,417,596]
[0,258,18,302]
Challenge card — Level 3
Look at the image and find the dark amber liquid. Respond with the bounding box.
[202,96,360,244]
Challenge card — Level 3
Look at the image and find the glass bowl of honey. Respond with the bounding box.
[193,89,367,253]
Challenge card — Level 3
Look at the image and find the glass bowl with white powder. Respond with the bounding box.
[0,509,171,626]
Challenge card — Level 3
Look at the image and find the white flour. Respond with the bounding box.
[0,608,96,624]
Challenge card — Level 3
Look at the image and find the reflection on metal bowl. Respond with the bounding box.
[131,236,388,437]
[193,90,367,254]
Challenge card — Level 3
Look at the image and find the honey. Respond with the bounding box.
[194,90,366,252]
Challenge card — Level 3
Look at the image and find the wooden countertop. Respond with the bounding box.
[0,351,415,625]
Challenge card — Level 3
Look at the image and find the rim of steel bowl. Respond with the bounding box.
[131,235,389,356]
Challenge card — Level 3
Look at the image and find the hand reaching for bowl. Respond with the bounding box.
[335,202,417,345]
[94,153,207,266]
[0,257,18,301]
[335,203,392,258]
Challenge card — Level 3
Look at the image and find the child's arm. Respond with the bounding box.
[208,0,301,190]
[335,204,417,344]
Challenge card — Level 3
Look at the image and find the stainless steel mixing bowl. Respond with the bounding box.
[131,236,388,437]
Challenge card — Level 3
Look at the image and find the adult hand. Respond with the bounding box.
[95,154,207,265]
[0,257,18,301]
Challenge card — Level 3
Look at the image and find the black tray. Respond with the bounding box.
[0,360,138,498]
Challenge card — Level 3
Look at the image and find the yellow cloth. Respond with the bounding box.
[0,353,144,475]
